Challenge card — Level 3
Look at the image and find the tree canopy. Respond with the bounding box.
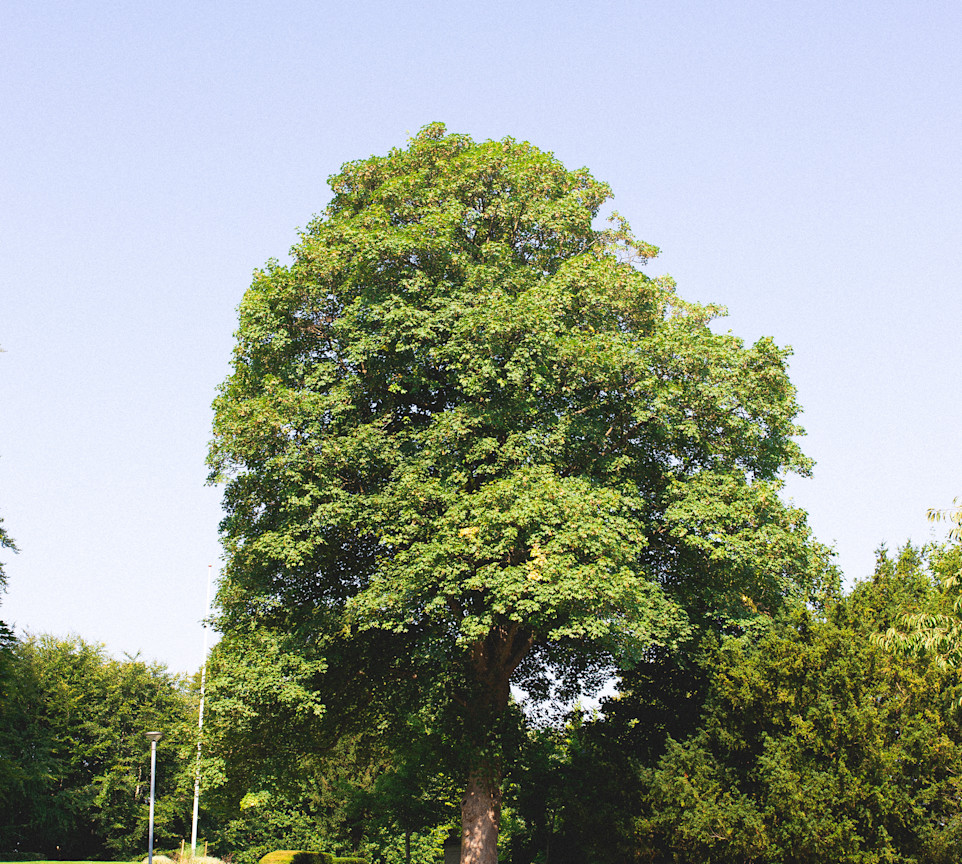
[873,500,962,680]
[208,123,829,863]
[634,548,962,864]
[0,635,194,857]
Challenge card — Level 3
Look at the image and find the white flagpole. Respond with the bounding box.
[190,564,213,857]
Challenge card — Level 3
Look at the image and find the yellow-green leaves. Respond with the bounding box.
[929,497,962,543]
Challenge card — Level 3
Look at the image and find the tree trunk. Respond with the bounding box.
[461,767,502,864]
[457,623,533,864]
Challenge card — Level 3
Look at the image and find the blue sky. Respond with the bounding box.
[2,0,960,673]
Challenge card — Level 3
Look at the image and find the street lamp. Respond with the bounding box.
[146,731,163,864]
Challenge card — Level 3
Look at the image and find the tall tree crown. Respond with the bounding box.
[209,123,822,705]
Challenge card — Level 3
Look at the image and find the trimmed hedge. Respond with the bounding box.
[259,853,333,864]
[259,851,366,864]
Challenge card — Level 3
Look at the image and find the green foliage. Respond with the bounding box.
[0,514,16,595]
[198,621,395,856]
[200,669,385,864]
[851,543,937,632]
[258,853,334,864]
[929,498,962,543]
[0,635,194,858]
[497,549,962,863]
[503,639,719,864]
[361,824,450,864]
[875,537,962,681]
[205,780,327,863]
[209,123,827,858]
[201,630,464,860]
[633,589,962,863]
[0,514,17,647]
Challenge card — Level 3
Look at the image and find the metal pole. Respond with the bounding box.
[190,565,213,857]
[146,731,162,864]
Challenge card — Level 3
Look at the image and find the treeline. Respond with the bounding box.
[3,541,962,863]
[0,637,196,857]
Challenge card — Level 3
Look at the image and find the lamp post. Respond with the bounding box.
[146,731,162,864]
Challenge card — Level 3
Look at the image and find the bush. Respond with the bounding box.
[333,858,368,864]
[259,853,334,864]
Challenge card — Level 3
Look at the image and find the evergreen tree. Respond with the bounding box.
[632,554,962,864]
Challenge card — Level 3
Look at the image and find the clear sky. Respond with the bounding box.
[2,0,960,674]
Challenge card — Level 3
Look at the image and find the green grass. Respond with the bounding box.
[0,859,214,864]
[0,857,221,864]
[0,858,218,864]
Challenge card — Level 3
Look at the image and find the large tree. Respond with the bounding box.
[208,123,826,863]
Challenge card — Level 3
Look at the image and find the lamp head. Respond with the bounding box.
[146,730,162,743]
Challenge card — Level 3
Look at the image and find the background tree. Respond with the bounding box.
[202,623,467,863]
[0,513,17,641]
[877,508,962,678]
[0,635,193,858]
[625,551,962,864]
[208,123,828,863]
[0,513,20,814]
[929,498,962,543]
[199,628,387,863]
[502,636,722,864]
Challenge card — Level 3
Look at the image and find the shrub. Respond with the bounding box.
[258,853,334,864]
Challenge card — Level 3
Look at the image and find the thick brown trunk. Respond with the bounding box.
[461,767,502,864]
[457,624,533,864]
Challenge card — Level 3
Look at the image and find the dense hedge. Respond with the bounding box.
[259,852,334,864]
[259,852,366,864]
